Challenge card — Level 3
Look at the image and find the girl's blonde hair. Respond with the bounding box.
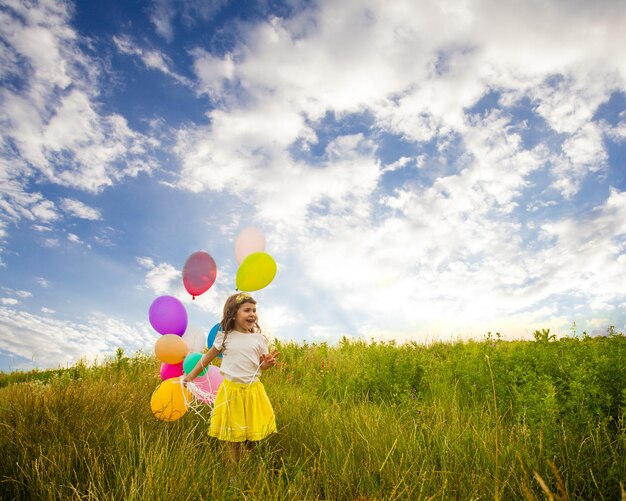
[220,292,261,333]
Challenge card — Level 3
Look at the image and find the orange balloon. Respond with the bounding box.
[150,377,192,422]
[155,334,189,364]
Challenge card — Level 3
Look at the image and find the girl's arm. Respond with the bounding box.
[183,346,221,382]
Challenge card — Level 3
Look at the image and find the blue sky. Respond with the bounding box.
[1,0,625,372]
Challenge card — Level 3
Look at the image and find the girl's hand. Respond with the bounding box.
[260,350,280,370]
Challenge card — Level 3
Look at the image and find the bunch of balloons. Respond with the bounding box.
[149,251,221,422]
[149,294,192,422]
[149,227,278,422]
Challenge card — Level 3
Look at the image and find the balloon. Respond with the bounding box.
[206,365,224,391]
[149,296,188,335]
[182,325,206,352]
[207,323,223,358]
[155,334,189,364]
[236,252,277,292]
[160,362,183,380]
[183,251,217,299]
[192,366,224,404]
[235,227,266,264]
[150,377,192,422]
[192,377,214,404]
[183,352,208,376]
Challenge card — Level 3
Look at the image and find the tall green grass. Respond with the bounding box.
[1,332,624,500]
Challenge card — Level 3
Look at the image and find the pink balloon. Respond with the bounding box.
[160,362,183,381]
[206,365,224,390]
[193,366,224,404]
[235,227,266,264]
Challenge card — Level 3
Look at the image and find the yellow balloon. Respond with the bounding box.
[155,334,189,364]
[236,252,277,292]
[150,377,192,422]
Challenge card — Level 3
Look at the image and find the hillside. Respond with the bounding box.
[1,332,625,499]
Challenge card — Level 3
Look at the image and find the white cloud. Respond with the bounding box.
[604,117,626,141]
[174,100,314,198]
[60,198,101,220]
[30,200,59,222]
[3,0,626,366]
[382,156,413,173]
[181,0,625,196]
[67,232,81,244]
[150,0,176,42]
[113,35,191,85]
[35,277,50,288]
[170,0,626,342]
[144,261,180,295]
[1,298,19,305]
[0,187,60,226]
[136,256,155,269]
[149,0,231,43]
[534,188,626,300]
[0,305,156,369]
[191,48,235,98]
[551,122,608,198]
[42,238,60,248]
[41,307,55,314]
[0,0,158,242]
[93,226,119,247]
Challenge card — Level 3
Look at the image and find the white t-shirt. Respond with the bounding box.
[213,330,269,384]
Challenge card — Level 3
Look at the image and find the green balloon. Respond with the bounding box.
[183,352,207,376]
[236,252,277,292]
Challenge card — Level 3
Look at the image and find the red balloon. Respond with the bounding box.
[183,251,217,299]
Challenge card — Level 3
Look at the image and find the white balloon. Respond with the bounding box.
[182,325,206,352]
[235,227,266,264]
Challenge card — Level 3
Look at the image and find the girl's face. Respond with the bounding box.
[233,302,257,332]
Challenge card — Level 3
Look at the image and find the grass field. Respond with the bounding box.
[1,330,625,500]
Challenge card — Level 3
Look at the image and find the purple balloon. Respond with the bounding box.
[149,295,188,335]
[160,362,184,380]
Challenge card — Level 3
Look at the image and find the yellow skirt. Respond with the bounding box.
[209,379,276,442]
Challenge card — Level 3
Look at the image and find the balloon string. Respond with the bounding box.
[181,362,264,427]
[181,379,230,422]
[185,381,215,401]
[247,362,263,389]
[180,380,210,422]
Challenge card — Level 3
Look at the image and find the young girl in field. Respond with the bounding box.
[183,292,279,464]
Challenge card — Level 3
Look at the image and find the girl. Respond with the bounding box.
[183,292,279,464]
